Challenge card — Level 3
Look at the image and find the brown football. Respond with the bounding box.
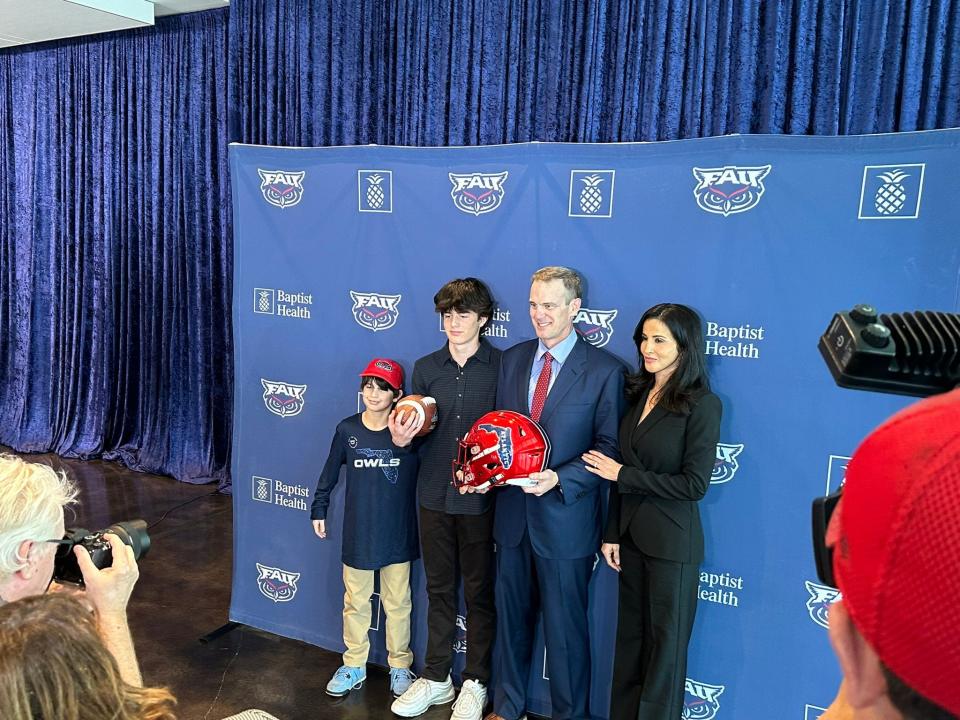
[395,395,438,437]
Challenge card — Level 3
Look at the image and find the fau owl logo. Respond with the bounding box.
[805,580,842,628]
[712,443,744,484]
[683,679,725,720]
[258,169,305,209]
[350,291,402,332]
[478,423,514,469]
[453,614,467,654]
[354,448,401,483]
[574,308,618,348]
[261,379,307,418]
[692,165,771,216]
[256,563,300,603]
[449,171,509,216]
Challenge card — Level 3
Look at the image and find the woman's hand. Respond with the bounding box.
[312,519,326,538]
[582,449,623,481]
[601,543,621,572]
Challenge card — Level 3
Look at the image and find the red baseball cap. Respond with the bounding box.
[359,358,403,390]
[827,388,960,715]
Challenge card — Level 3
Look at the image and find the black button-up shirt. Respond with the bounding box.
[411,339,501,514]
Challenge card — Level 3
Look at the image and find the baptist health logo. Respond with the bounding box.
[256,563,300,603]
[805,580,842,628]
[705,321,765,359]
[449,171,508,216]
[359,170,393,213]
[258,169,305,209]
[574,308,617,348]
[261,379,307,418]
[569,170,615,218]
[693,165,771,216]
[350,290,401,332]
[805,704,828,720]
[712,443,744,484]
[858,164,925,219]
[699,567,744,608]
[253,288,313,320]
[683,678,725,720]
[252,475,309,512]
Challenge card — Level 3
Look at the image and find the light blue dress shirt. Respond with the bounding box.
[527,330,579,410]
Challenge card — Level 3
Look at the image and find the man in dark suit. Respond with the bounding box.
[481,266,625,720]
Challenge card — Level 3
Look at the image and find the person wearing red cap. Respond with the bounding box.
[309,358,420,704]
[821,389,960,720]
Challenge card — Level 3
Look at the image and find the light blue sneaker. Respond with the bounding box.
[325,665,366,697]
[389,667,417,698]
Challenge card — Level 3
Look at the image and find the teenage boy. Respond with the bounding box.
[311,358,419,702]
[390,279,501,720]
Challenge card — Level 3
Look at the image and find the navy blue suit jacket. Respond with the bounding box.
[494,336,626,560]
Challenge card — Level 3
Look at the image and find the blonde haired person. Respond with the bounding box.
[0,454,142,686]
[0,593,176,719]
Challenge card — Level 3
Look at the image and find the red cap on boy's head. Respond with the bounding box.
[827,389,960,715]
[359,358,403,390]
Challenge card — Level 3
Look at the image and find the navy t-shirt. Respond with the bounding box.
[311,414,419,570]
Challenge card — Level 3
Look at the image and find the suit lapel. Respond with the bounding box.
[632,403,669,443]
[538,337,586,425]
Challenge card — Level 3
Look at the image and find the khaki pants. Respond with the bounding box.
[342,562,413,668]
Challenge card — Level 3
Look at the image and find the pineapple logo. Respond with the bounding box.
[858,163,924,220]
[569,170,615,218]
[366,174,385,208]
[252,476,273,504]
[579,175,604,213]
[358,170,393,213]
[874,169,909,215]
[253,288,275,315]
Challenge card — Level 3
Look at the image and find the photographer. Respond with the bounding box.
[820,390,960,720]
[0,454,142,687]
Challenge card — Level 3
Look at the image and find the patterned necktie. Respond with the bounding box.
[530,352,553,422]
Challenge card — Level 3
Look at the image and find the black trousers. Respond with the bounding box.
[419,505,496,684]
[609,536,699,720]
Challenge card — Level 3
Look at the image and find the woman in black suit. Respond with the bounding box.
[583,303,721,720]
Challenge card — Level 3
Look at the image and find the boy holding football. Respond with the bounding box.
[390,278,501,720]
[310,358,420,701]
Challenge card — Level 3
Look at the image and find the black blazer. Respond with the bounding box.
[604,388,722,564]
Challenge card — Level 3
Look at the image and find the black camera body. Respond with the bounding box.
[52,520,151,585]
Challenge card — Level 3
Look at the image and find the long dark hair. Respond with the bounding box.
[625,303,710,414]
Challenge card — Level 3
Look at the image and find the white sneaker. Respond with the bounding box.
[450,679,487,720]
[391,675,456,717]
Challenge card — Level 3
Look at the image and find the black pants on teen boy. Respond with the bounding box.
[419,505,496,685]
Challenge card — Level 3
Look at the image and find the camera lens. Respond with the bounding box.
[103,519,151,561]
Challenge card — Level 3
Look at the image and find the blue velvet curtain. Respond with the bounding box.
[2,1,959,485]
[229,0,960,146]
[0,10,231,484]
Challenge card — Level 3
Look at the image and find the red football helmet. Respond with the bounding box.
[453,410,551,490]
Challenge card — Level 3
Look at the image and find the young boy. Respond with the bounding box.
[311,358,419,700]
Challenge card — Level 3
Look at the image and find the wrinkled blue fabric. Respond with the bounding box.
[0,11,231,485]
[229,0,960,145]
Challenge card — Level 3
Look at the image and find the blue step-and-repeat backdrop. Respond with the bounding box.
[228,130,960,720]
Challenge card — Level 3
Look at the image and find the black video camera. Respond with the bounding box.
[813,304,960,587]
[52,520,151,585]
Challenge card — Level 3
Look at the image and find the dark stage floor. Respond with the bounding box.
[7,451,468,720]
